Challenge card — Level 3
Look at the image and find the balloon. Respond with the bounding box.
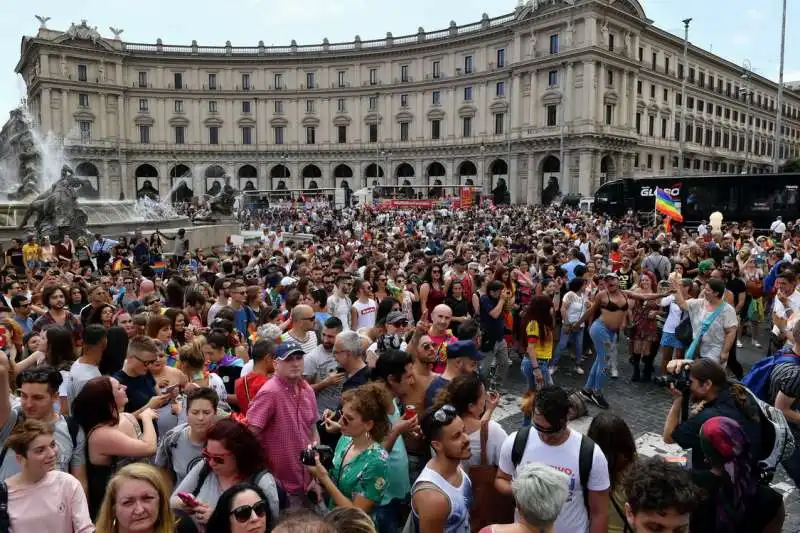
[709,211,723,232]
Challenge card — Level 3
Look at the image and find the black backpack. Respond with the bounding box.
[511,427,596,511]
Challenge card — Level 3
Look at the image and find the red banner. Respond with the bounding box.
[378,199,440,209]
[460,187,473,208]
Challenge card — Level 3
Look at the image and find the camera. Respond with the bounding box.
[654,369,690,391]
[300,444,334,469]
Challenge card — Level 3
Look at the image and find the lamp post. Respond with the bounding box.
[479,143,486,198]
[740,61,752,175]
[677,18,692,174]
[774,0,787,173]
[280,152,287,198]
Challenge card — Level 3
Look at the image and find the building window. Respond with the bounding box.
[242,73,251,90]
[274,73,283,89]
[636,113,641,133]
[494,113,504,135]
[464,86,472,101]
[462,117,472,137]
[638,47,644,62]
[306,100,315,113]
[242,127,252,145]
[661,118,667,138]
[337,125,347,144]
[274,126,284,144]
[77,64,88,82]
[401,65,409,83]
[78,93,89,107]
[369,96,378,111]
[464,56,473,74]
[646,153,653,169]
[208,100,218,113]
[687,96,694,109]
[549,34,559,54]
[678,64,684,79]
[306,72,316,88]
[608,34,615,51]
[401,94,409,107]
[663,88,668,102]
[139,125,150,144]
[432,91,440,105]
[606,69,614,86]
[274,100,284,114]
[138,71,148,88]
[634,153,640,167]
[370,68,378,85]
[306,127,316,144]
[139,99,148,112]
[699,72,705,87]
[338,71,346,88]
[688,67,695,83]
[697,100,704,113]
[173,72,183,89]
[174,100,184,113]
[497,48,505,67]
[208,73,217,90]
[665,57,670,73]
[432,61,440,79]
[650,84,656,98]
[79,121,91,141]
[660,156,665,170]
[548,70,559,87]
[209,126,219,145]
[652,52,657,70]
[337,98,346,112]
[242,101,251,113]
[369,124,378,143]
[400,121,410,141]
[496,81,505,97]
[546,104,558,126]
[175,126,185,144]
[648,115,655,136]
[637,80,642,94]
[605,105,613,125]
[431,119,441,140]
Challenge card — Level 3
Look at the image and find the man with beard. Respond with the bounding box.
[615,255,636,291]
[411,404,473,533]
[32,284,84,349]
[303,317,345,448]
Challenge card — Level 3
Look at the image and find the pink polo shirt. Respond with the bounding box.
[246,374,318,494]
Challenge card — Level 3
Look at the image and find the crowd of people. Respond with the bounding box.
[0,202,795,533]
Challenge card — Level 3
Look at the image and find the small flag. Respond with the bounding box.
[111,258,123,272]
[655,187,683,222]
[151,260,167,274]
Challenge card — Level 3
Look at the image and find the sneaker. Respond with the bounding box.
[610,368,619,379]
[594,393,610,409]
[752,340,762,348]
[736,340,743,348]
[575,366,585,375]
[579,389,597,406]
[549,365,558,377]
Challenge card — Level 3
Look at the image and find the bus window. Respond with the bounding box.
[685,185,738,219]
[750,183,799,212]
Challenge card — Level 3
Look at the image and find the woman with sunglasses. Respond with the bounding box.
[206,483,273,533]
[419,264,446,321]
[170,418,281,528]
[308,382,391,516]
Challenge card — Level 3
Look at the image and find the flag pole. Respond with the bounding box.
[654,186,659,228]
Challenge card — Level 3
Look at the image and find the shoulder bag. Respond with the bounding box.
[468,422,516,531]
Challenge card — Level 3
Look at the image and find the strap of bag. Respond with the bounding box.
[192,461,212,497]
[610,494,634,533]
[685,303,726,360]
[0,480,8,533]
[479,421,489,466]
[244,375,252,404]
[578,436,594,512]
[511,426,531,468]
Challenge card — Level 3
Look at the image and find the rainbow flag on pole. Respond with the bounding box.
[655,187,683,222]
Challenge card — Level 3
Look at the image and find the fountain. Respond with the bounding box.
[0,105,190,241]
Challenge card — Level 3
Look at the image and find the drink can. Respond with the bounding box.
[403,405,416,419]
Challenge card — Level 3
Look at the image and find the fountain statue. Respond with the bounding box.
[19,165,89,241]
[195,175,238,222]
[0,108,41,199]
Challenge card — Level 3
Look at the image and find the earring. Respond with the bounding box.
[112,517,117,529]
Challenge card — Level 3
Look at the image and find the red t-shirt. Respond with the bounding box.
[235,373,268,416]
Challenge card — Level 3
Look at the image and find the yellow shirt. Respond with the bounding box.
[525,320,553,360]
[22,243,39,264]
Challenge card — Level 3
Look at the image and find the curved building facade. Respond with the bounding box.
[14,0,800,203]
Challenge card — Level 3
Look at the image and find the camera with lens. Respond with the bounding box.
[300,444,334,469]
[654,369,691,391]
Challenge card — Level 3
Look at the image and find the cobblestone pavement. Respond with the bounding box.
[492,338,800,532]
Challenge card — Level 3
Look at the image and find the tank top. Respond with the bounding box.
[411,465,473,533]
[425,283,446,316]
[352,299,377,330]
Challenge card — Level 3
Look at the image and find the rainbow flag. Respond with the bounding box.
[655,187,683,222]
[151,260,167,274]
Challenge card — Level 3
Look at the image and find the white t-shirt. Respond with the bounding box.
[686,299,739,362]
[352,299,377,330]
[327,294,352,330]
[659,295,684,334]
[461,420,508,469]
[772,290,800,336]
[498,429,610,533]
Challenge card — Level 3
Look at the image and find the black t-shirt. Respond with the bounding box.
[690,470,782,533]
[5,249,23,268]
[726,278,746,309]
[617,268,634,291]
[671,388,762,470]
[341,366,370,395]
[112,370,157,414]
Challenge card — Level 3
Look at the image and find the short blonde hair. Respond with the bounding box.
[95,463,175,533]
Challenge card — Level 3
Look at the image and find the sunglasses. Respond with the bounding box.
[433,404,457,424]
[202,448,233,465]
[230,500,268,523]
[533,421,565,435]
[421,342,434,350]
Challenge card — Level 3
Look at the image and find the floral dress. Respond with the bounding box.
[328,437,389,512]
[631,298,660,343]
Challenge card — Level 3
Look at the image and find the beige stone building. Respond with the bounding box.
[14,0,800,204]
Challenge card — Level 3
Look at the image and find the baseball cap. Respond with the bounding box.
[386,311,407,325]
[447,340,483,361]
[275,340,304,360]
[604,272,619,280]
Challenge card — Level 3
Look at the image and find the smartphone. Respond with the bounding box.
[162,383,181,394]
[177,492,200,508]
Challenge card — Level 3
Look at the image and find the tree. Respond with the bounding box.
[779,158,800,173]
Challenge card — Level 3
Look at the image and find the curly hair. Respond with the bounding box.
[623,457,697,515]
[432,373,485,417]
[206,419,266,478]
[341,382,393,442]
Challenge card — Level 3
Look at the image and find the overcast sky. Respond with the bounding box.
[0,0,794,119]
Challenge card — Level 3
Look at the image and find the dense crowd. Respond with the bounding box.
[0,203,796,533]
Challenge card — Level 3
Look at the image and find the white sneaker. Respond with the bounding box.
[736,340,743,348]
[611,368,619,378]
[752,340,762,348]
[549,366,557,377]
[575,367,585,375]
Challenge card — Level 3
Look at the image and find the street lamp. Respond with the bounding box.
[678,18,692,174]
[280,152,288,197]
[774,0,788,173]
[741,61,752,175]
[479,143,486,196]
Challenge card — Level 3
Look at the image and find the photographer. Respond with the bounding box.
[661,358,762,471]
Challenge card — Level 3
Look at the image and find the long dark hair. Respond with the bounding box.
[205,482,271,533]
[587,413,636,488]
[73,376,119,435]
[45,326,75,371]
[519,295,554,348]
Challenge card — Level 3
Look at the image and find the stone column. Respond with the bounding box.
[40,88,51,133]
[526,153,538,204]
[620,71,628,128]
[585,16,597,47]
[99,94,107,140]
[585,62,596,124]
[564,62,574,124]
[511,73,522,133]
[158,162,170,200]
[509,154,519,204]
[61,89,70,136]
[529,71,538,126]
[578,150,596,197]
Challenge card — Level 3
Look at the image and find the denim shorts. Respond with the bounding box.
[660,331,685,349]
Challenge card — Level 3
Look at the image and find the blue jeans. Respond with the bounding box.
[585,319,617,392]
[374,498,410,533]
[521,357,553,425]
[552,328,584,368]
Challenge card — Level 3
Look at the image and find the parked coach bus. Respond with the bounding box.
[592,173,800,228]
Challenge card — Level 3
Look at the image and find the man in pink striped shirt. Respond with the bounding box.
[247,340,319,506]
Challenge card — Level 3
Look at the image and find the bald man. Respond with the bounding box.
[281,304,319,355]
[426,303,458,373]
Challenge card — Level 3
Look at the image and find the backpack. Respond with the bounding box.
[0,482,8,533]
[741,352,800,402]
[511,427,595,510]
[193,461,290,511]
[742,385,796,481]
